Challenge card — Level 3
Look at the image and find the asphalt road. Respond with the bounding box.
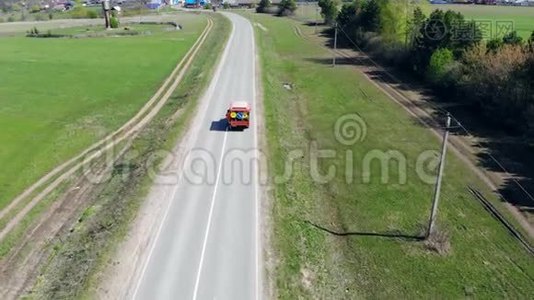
[133,13,260,300]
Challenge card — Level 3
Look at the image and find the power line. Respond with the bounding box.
[450,115,534,203]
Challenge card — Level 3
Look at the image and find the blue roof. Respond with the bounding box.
[146,3,161,9]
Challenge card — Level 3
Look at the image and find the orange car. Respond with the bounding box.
[226,101,251,129]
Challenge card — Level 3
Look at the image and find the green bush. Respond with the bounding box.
[223,2,230,9]
[502,31,523,46]
[7,16,15,22]
[69,6,98,19]
[70,6,89,19]
[110,16,120,28]
[487,38,504,53]
[122,7,148,17]
[318,0,338,25]
[337,2,357,27]
[204,3,212,9]
[11,3,21,12]
[34,13,46,21]
[426,48,454,86]
[30,5,41,13]
[256,0,270,13]
[278,0,296,16]
[86,9,98,19]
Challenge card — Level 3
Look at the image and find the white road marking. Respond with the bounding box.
[131,156,180,300]
[192,128,229,300]
[251,22,261,300]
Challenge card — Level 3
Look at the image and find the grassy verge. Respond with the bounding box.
[243,12,534,298]
[0,13,205,211]
[30,13,231,298]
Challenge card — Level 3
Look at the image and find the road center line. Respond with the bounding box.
[192,128,229,300]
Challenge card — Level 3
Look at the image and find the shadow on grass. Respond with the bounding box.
[303,21,323,27]
[305,56,374,67]
[306,221,424,241]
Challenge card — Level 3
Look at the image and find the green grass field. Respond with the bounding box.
[433,4,534,39]
[242,12,534,298]
[47,23,176,36]
[0,13,206,211]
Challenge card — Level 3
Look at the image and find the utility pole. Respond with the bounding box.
[315,6,319,34]
[404,1,408,49]
[426,113,451,239]
[332,22,338,67]
[102,0,111,29]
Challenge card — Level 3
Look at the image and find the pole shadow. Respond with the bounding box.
[306,221,424,241]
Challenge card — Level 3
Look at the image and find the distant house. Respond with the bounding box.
[146,3,161,9]
[64,1,75,9]
[146,0,164,9]
[234,0,281,7]
[52,4,66,11]
[111,5,121,13]
[184,0,203,7]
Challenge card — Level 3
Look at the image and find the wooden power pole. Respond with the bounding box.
[102,0,111,29]
[332,22,338,67]
[426,113,451,239]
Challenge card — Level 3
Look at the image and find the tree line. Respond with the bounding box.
[319,0,534,137]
